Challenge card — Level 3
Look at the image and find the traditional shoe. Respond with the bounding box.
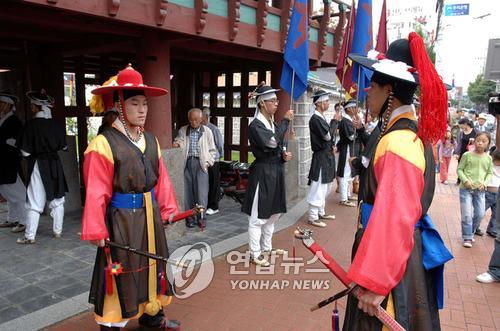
[476,272,499,284]
[11,224,26,233]
[308,219,327,228]
[474,228,485,236]
[319,214,336,220]
[339,200,356,207]
[185,219,196,228]
[263,248,286,255]
[53,233,62,239]
[251,255,270,267]
[348,195,358,202]
[16,237,36,244]
[99,326,121,331]
[0,221,17,228]
[138,308,181,330]
[462,239,473,248]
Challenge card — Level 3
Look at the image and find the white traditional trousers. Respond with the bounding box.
[307,169,332,221]
[0,174,26,224]
[248,184,281,259]
[24,162,65,240]
[339,146,353,202]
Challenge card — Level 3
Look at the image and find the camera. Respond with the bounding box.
[489,92,500,116]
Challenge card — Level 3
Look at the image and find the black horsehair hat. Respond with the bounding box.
[312,89,330,103]
[0,90,18,104]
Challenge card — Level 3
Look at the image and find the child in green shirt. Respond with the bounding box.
[458,132,493,247]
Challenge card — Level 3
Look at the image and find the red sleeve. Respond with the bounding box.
[155,156,180,220]
[346,151,424,295]
[81,150,113,241]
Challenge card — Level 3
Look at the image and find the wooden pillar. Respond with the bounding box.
[41,50,65,124]
[138,31,172,148]
[273,60,290,122]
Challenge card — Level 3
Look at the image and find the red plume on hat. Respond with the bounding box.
[408,32,448,144]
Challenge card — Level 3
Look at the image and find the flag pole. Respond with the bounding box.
[339,5,355,101]
[353,65,361,157]
[285,70,296,150]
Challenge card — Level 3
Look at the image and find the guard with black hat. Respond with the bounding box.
[0,91,26,233]
[16,89,68,244]
[337,99,363,207]
[306,89,341,227]
[242,83,294,267]
[342,33,453,330]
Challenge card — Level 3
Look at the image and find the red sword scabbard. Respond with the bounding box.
[297,229,406,331]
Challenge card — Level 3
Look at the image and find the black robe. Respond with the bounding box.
[308,114,338,184]
[242,117,289,219]
[0,113,23,185]
[350,121,382,202]
[336,117,363,178]
[343,118,441,331]
[17,117,68,200]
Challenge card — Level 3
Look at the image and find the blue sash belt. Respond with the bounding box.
[111,190,155,209]
[361,203,453,309]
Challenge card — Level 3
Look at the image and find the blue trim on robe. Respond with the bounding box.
[111,190,155,209]
[361,203,453,309]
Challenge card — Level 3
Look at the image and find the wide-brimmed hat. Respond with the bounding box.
[0,90,18,105]
[26,89,54,107]
[253,85,280,98]
[312,89,330,104]
[478,113,487,120]
[91,64,167,97]
[349,32,448,143]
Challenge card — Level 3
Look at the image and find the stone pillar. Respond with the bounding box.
[138,31,172,148]
[293,89,313,197]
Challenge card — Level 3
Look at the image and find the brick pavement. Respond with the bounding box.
[44,159,500,330]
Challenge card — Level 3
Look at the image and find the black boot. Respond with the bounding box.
[138,309,181,330]
[100,326,120,331]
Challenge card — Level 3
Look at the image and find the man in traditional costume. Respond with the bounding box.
[342,33,453,330]
[242,85,293,266]
[337,100,362,207]
[16,90,68,244]
[82,65,180,331]
[0,91,26,233]
[348,117,382,204]
[306,90,340,228]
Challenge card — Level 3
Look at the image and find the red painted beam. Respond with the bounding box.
[20,0,337,65]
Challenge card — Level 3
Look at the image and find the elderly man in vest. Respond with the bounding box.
[173,108,216,228]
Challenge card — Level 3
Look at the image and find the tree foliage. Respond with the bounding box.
[467,74,496,107]
[415,25,436,64]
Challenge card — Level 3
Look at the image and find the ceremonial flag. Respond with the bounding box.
[351,0,373,101]
[375,0,387,53]
[280,0,309,100]
[335,0,357,99]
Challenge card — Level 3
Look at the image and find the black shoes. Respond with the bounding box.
[185,218,196,228]
[138,308,181,330]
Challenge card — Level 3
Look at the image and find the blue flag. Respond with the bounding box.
[280,0,309,100]
[351,0,373,101]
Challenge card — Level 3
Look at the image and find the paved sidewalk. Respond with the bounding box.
[0,197,245,327]
[47,159,500,331]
